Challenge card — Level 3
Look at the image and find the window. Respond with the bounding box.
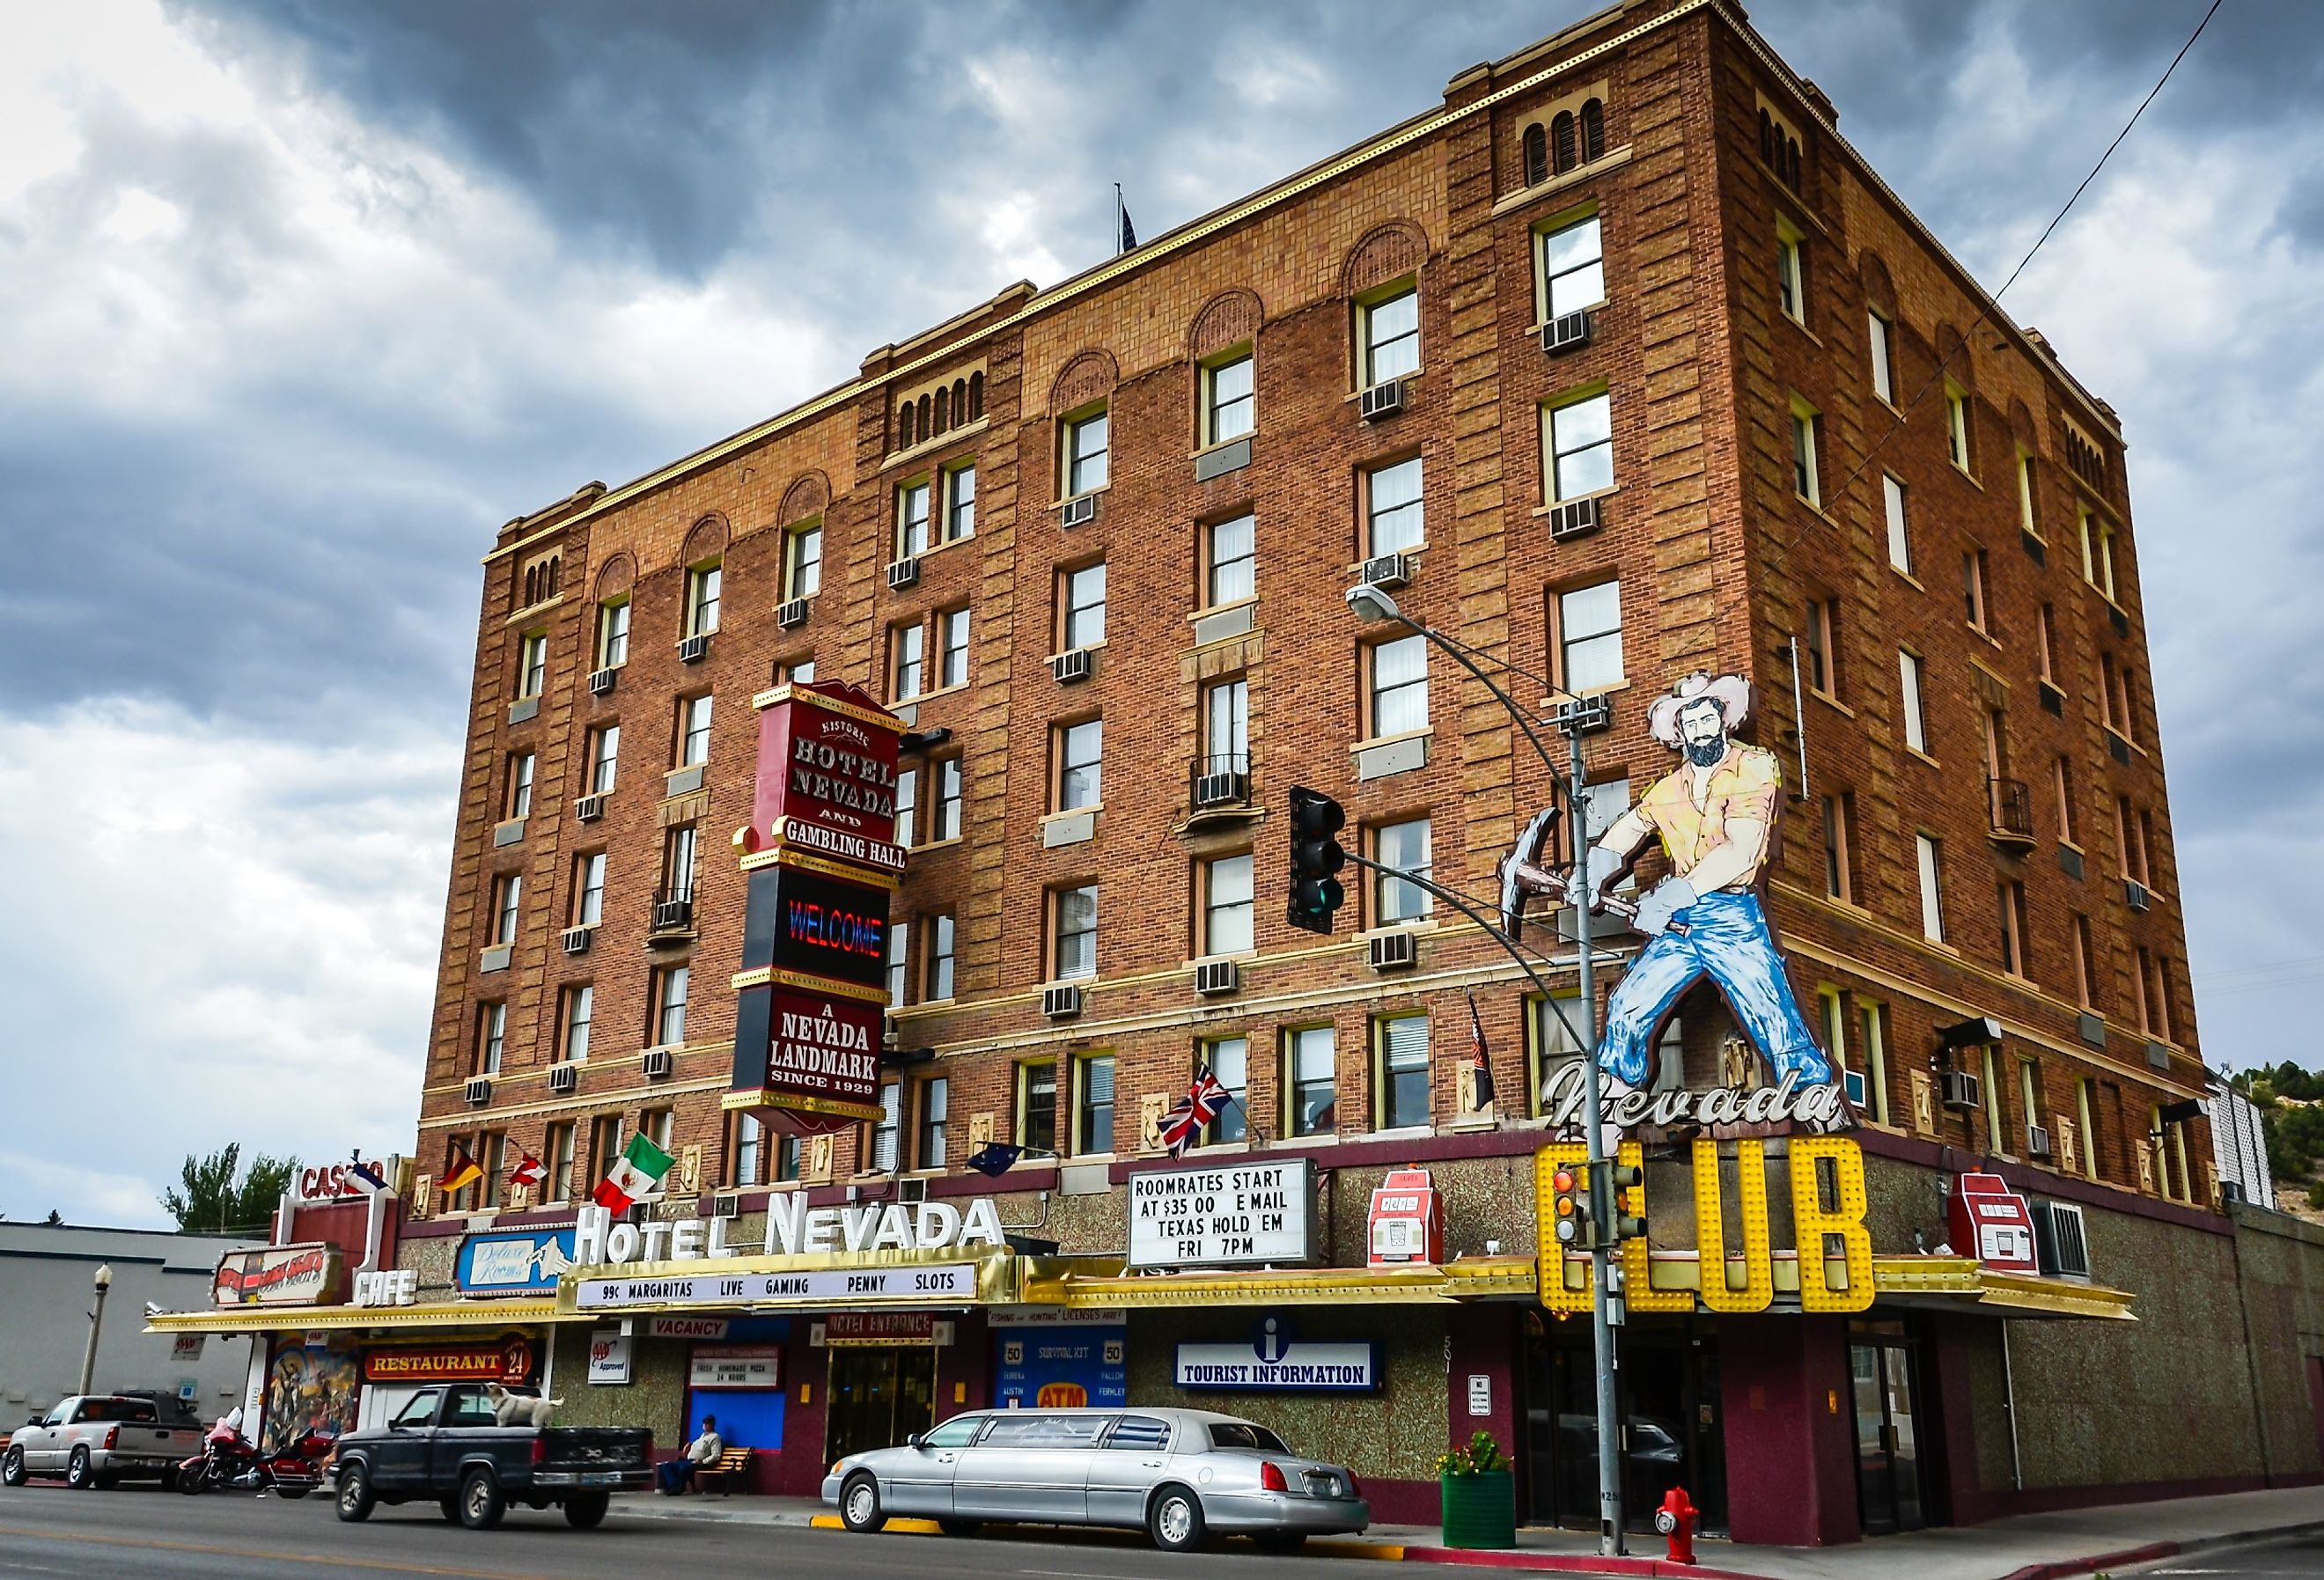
[915,1076,949,1170]
[2073,914,2100,1009]
[640,1106,673,1156]
[596,599,630,668]
[943,464,976,543]
[1898,650,1928,754]
[545,1121,576,1203]
[1536,213,1605,323]
[1916,834,1945,943]
[783,522,822,600]
[1202,1036,1248,1144]
[1544,391,1614,503]
[937,606,971,689]
[1962,549,1990,632]
[2102,655,2134,740]
[1998,880,2029,976]
[1522,123,1548,187]
[586,1115,624,1192]
[1076,1054,1115,1155]
[2017,452,2040,537]
[1203,679,1248,775]
[1285,1026,1337,1136]
[663,824,699,900]
[1062,562,1107,649]
[871,1083,901,1172]
[732,1111,761,1187]
[1364,456,1424,554]
[1057,719,1102,811]
[886,918,911,1009]
[783,658,816,686]
[1207,511,1255,607]
[1529,994,1583,1117]
[1790,399,1822,505]
[926,913,957,1001]
[490,873,521,945]
[1555,581,1623,694]
[1359,285,1420,386]
[1375,1013,1430,1131]
[506,753,535,820]
[1803,597,1836,695]
[1064,409,1109,496]
[1820,793,1854,902]
[1882,474,1912,574]
[476,1001,506,1075]
[1203,352,1254,445]
[588,724,620,795]
[1054,884,1098,980]
[678,694,712,767]
[2054,756,2080,845]
[772,1131,802,1184]
[479,1131,508,1209]
[1018,1061,1058,1152]
[1856,1000,1893,1125]
[2080,510,2118,600]
[652,964,690,1047]
[1776,219,1805,322]
[894,767,918,849]
[933,758,964,842]
[1202,853,1255,956]
[1868,310,1895,403]
[2019,1061,2043,1155]
[517,632,547,699]
[892,621,924,701]
[573,852,606,926]
[559,984,593,1063]
[896,480,931,559]
[2117,796,2151,885]
[1945,383,1973,472]
[2036,604,2060,685]
[686,562,722,637]
[1375,817,1433,923]
[1369,634,1429,737]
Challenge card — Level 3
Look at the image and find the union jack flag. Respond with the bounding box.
[1158,1065,1233,1155]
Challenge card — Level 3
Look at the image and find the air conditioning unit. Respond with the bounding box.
[464,1077,492,1106]
[574,793,606,822]
[1061,496,1097,529]
[2124,879,2151,912]
[1369,930,1418,972]
[1195,959,1240,996]
[1541,309,1593,356]
[587,667,617,696]
[776,599,810,630]
[641,1047,674,1080]
[1548,496,1603,540]
[548,1062,578,1094]
[1049,648,1093,685]
[2027,1123,2053,1160]
[899,1177,930,1205]
[561,925,592,956]
[1360,552,1414,591]
[677,633,710,664]
[1939,1068,1982,1112]
[651,898,694,931]
[1358,379,1406,421]
[886,558,920,591]
[710,1188,741,1219]
[1041,983,1085,1019]
[2030,1199,2092,1278]
[1192,770,1247,809]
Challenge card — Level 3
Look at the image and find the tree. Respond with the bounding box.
[159,1144,298,1235]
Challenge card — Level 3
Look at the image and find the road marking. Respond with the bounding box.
[1019,1570,1122,1578]
[0,1525,548,1580]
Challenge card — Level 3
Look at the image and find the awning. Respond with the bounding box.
[145,1298,584,1337]
[1055,1256,1540,1309]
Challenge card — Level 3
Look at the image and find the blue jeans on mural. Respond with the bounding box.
[1599,889,1830,1087]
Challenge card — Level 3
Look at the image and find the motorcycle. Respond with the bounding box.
[174,1410,333,1499]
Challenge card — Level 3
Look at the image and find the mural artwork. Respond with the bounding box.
[260,1341,361,1454]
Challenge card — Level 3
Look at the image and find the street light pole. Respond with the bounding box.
[1345,584,1626,1557]
[77,1264,113,1398]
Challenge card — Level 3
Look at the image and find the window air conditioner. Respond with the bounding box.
[886,558,920,591]
[2124,879,2151,913]
[560,926,592,957]
[1192,770,1248,809]
[1548,496,1603,541]
[587,667,617,697]
[464,1077,492,1106]
[899,1177,930,1205]
[651,898,693,931]
[641,1047,674,1080]
[1360,553,1414,591]
[677,633,710,665]
[1358,379,1407,422]
[2027,1123,2053,1159]
[1195,959,1240,996]
[776,599,811,630]
[1939,1068,1982,1112]
[574,794,605,822]
[710,1189,741,1219]
[1049,649,1093,685]
[548,1063,578,1095]
[2030,1199,2092,1277]
[1369,930,1418,972]
[1041,983,1085,1019]
[1061,496,1098,528]
[1541,309,1593,356]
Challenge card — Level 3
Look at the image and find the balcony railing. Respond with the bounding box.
[1989,778,2036,846]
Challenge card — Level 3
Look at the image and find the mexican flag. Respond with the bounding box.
[592,1134,675,1211]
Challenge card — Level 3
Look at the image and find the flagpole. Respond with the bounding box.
[1114,183,1123,255]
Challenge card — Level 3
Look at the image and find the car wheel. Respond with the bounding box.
[64,1447,95,1491]
[1,1446,25,1488]
[564,1492,610,1529]
[335,1463,375,1523]
[937,1518,982,1538]
[1253,1532,1306,1554]
[1148,1485,1206,1553]
[839,1473,885,1533]
[458,1467,505,1531]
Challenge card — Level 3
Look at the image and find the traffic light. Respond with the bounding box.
[1550,1163,1595,1250]
[1606,1159,1647,1242]
[1287,786,1347,935]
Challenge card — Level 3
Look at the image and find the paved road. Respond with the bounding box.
[2135,1531,2324,1578]
[0,1483,1370,1580]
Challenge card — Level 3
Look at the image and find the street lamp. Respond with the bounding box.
[77,1264,113,1398]
[1345,582,1629,1557]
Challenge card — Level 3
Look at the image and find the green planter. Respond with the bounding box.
[1439,1468,1516,1550]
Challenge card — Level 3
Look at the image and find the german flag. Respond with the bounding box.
[439,1142,483,1195]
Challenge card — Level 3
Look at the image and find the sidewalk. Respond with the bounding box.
[614,1483,2324,1580]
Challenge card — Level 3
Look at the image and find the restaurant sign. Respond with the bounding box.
[1128,1158,1313,1270]
[213,1244,344,1308]
[364,1338,534,1385]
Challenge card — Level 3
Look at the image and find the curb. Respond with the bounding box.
[1995,1517,2324,1580]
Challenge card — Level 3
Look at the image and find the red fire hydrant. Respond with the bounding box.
[1654,1486,1699,1565]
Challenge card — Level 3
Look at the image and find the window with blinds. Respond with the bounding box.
[1077,1055,1115,1155]
[1376,1013,1430,1130]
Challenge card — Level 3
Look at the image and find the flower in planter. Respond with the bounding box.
[1436,1429,1510,1478]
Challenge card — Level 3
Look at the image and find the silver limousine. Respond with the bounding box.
[821,1407,1369,1551]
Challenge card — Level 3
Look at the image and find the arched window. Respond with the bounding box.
[917,393,933,442]
[1759,109,1774,165]
[898,403,915,450]
[545,556,560,597]
[967,372,984,420]
[1523,123,1548,187]
[1580,99,1606,163]
[934,385,950,434]
[1552,111,1578,174]
[952,378,968,423]
[522,565,536,605]
[1784,136,1801,191]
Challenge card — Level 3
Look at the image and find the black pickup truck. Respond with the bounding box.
[331,1384,653,1530]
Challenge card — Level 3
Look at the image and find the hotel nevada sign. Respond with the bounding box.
[747,680,908,865]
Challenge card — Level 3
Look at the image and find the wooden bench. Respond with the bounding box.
[697,1445,754,1495]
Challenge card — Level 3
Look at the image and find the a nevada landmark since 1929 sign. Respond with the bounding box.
[760,987,884,1121]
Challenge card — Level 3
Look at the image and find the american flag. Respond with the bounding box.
[1158,1065,1233,1155]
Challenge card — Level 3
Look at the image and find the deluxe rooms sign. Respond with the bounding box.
[1129,1159,1313,1269]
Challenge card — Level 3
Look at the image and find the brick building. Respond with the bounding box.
[163,0,2320,1547]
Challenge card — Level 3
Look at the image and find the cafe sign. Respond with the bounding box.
[1129,1159,1313,1270]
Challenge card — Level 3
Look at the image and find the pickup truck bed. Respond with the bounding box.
[332,1385,652,1530]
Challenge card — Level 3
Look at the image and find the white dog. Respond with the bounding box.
[484,1383,563,1427]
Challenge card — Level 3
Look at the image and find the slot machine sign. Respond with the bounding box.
[1367,1167,1445,1268]
[1948,1172,2039,1274]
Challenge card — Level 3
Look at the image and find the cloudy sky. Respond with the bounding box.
[2,0,2317,1227]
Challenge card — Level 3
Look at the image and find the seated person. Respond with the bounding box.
[657,1414,722,1494]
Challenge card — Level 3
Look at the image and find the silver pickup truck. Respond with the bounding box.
[3,1396,202,1489]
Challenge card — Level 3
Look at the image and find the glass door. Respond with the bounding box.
[1519,1313,1726,1535]
[1850,1323,1928,1534]
[824,1348,938,1465]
